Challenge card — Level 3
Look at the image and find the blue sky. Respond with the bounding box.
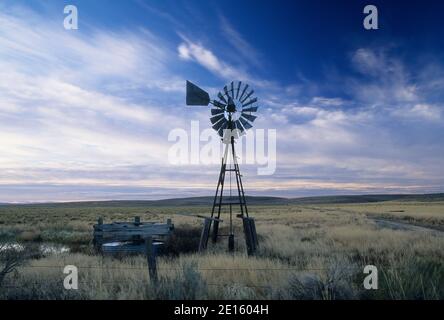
[0,0,443,202]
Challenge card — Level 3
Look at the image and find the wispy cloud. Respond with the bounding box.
[178,36,250,82]
[218,15,262,68]
[350,47,417,104]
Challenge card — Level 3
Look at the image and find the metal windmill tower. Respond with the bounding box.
[186,80,259,254]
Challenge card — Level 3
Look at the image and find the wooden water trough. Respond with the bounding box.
[93,216,174,254]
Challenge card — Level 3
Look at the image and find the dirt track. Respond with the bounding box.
[370,217,444,236]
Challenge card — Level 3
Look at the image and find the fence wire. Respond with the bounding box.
[0,263,431,294]
[15,265,408,271]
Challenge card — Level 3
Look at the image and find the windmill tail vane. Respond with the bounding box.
[185,80,259,255]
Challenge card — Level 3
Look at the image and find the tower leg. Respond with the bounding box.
[211,142,230,243]
[228,234,234,251]
[231,140,246,218]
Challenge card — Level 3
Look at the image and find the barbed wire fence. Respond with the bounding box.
[0,263,412,291]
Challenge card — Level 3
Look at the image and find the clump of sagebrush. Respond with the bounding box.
[364,255,444,300]
[0,242,41,287]
[277,257,361,300]
[221,283,259,299]
[150,261,207,299]
[1,275,88,300]
[161,225,201,255]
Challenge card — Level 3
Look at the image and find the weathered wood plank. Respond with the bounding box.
[95,222,170,229]
[250,218,259,247]
[242,217,255,256]
[93,223,173,236]
[145,237,158,282]
[101,241,164,253]
[94,226,172,235]
[102,243,146,253]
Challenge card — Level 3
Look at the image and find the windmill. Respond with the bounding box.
[186,80,259,254]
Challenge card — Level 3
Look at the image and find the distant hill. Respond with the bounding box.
[287,193,444,204]
[2,193,443,208]
[6,196,288,208]
[149,196,289,206]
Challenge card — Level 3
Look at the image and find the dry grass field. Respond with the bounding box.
[0,198,443,299]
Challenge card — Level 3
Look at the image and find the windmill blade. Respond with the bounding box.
[211,108,224,116]
[212,100,226,109]
[217,92,227,104]
[241,113,257,123]
[241,90,254,103]
[216,121,228,137]
[239,84,249,101]
[242,97,258,108]
[242,106,258,113]
[186,80,210,106]
[235,119,245,132]
[210,113,225,124]
[236,81,241,99]
[223,85,231,98]
[239,117,253,130]
[213,118,228,131]
[230,81,235,98]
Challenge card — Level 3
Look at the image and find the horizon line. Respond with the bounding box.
[1,192,443,205]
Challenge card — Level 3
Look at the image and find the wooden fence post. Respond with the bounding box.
[242,217,255,256]
[93,217,104,251]
[145,236,157,283]
[199,218,212,252]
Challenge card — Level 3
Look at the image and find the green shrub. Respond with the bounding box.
[151,261,207,299]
